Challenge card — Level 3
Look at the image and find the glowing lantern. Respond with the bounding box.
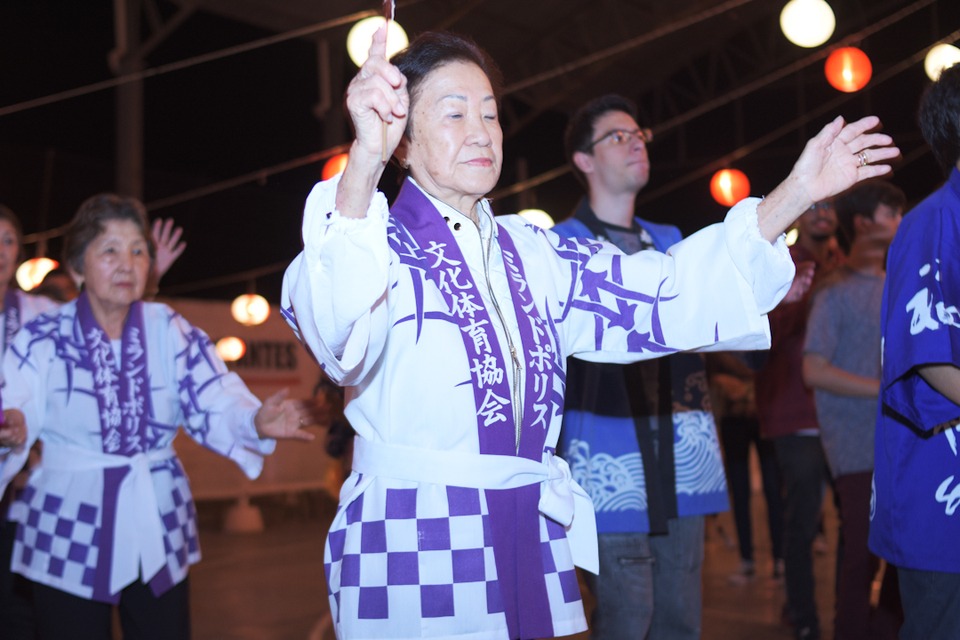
[231,293,270,326]
[785,228,800,247]
[216,336,247,362]
[15,257,59,291]
[517,208,555,229]
[925,43,960,81]
[710,169,751,207]
[825,47,872,93]
[346,17,409,67]
[780,0,836,48]
[322,153,349,181]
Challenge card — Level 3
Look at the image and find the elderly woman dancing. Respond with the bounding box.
[0,194,314,640]
[282,28,898,640]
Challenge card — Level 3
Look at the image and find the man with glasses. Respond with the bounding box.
[552,94,727,639]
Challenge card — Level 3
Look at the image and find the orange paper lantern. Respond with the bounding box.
[825,47,872,93]
[322,153,349,181]
[710,169,751,207]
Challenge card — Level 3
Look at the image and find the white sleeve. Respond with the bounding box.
[560,197,794,362]
[281,175,395,386]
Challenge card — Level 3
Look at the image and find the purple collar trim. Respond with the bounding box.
[76,292,152,456]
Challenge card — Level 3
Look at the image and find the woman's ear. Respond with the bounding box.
[395,137,410,169]
[68,266,83,289]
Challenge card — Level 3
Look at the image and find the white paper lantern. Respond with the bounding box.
[924,43,960,81]
[231,293,270,326]
[780,0,836,49]
[216,336,247,362]
[347,17,409,67]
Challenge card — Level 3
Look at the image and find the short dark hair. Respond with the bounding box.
[391,31,503,139]
[62,193,156,276]
[833,179,906,252]
[919,63,960,174]
[564,94,639,188]
[0,204,24,264]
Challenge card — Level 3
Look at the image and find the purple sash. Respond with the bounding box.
[388,180,566,637]
[76,292,152,456]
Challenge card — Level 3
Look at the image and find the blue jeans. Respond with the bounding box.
[897,566,960,640]
[585,516,704,639]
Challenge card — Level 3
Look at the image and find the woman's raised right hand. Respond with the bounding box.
[344,24,409,168]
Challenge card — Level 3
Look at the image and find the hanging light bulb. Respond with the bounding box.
[216,336,247,362]
[710,169,751,207]
[517,208,555,229]
[785,228,800,247]
[780,0,836,48]
[346,17,409,67]
[825,47,872,93]
[322,153,349,181]
[231,293,270,326]
[15,257,59,291]
[925,43,960,81]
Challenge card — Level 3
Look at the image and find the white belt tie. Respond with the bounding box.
[42,443,176,595]
[351,439,599,574]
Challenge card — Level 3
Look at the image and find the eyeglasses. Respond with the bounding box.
[808,202,833,211]
[587,127,654,150]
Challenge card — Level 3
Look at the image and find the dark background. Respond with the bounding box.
[2,0,958,302]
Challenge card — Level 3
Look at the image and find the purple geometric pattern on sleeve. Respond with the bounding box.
[174,315,235,447]
[550,233,680,356]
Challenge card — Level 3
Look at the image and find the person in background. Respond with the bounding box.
[872,62,960,640]
[0,205,59,639]
[755,197,844,640]
[707,350,785,585]
[280,25,897,639]
[0,193,314,640]
[0,206,185,639]
[552,94,731,639]
[803,179,905,639]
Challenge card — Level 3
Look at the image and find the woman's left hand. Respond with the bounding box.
[758,116,901,242]
[152,218,187,279]
[789,115,900,204]
[254,389,317,441]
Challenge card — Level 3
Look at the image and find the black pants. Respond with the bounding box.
[719,415,784,563]
[0,519,37,639]
[32,577,190,640]
[775,435,828,636]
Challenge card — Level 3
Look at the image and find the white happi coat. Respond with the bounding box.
[2,289,59,357]
[0,299,274,603]
[282,176,793,640]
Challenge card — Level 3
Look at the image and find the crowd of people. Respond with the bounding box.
[3,22,960,640]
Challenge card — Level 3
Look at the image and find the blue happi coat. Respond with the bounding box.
[872,167,960,574]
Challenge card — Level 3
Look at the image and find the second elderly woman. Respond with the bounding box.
[0,193,314,640]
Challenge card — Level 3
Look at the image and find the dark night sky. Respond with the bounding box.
[2,1,959,303]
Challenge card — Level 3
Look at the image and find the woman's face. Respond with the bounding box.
[403,61,502,215]
[78,219,150,316]
[0,219,20,288]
